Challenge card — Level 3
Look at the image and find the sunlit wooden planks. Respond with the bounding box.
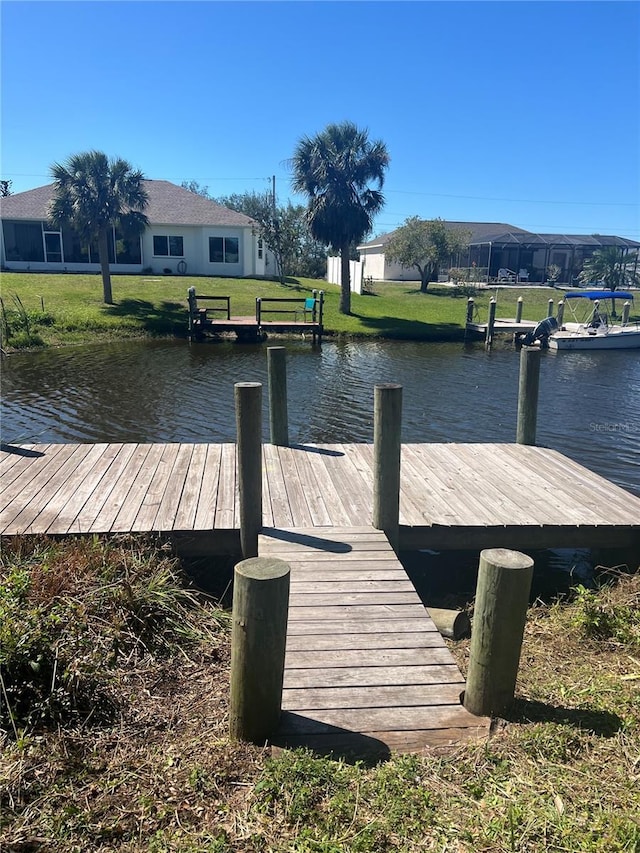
[1,442,639,548]
[260,526,488,755]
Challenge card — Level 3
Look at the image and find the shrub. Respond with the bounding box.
[571,575,640,647]
[0,537,220,733]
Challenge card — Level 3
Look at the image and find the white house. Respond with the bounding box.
[357,221,640,285]
[357,222,530,282]
[0,180,268,277]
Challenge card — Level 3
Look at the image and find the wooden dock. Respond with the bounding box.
[466,318,537,335]
[187,290,324,343]
[260,526,490,756]
[3,440,639,756]
[2,442,639,551]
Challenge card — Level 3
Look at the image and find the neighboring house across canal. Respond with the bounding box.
[0,180,268,278]
[358,221,640,285]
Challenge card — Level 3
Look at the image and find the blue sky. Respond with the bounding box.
[2,1,639,240]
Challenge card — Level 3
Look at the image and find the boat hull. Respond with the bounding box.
[549,327,640,350]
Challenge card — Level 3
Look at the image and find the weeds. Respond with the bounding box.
[0,293,52,348]
[0,536,227,733]
[1,543,639,852]
[571,574,640,647]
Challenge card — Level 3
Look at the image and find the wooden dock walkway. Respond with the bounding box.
[260,526,490,756]
[3,442,638,551]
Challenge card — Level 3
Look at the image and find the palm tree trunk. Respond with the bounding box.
[340,242,351,315]
[98,228,113,304]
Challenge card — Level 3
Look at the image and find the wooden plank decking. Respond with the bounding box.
[2,442,639,551]
[260,526,490,756]
[466,318,538,334]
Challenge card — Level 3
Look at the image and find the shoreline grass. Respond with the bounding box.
[1,537,638,852]
[0,271,617,351]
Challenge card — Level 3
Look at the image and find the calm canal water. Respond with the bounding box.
[2,338,639,497]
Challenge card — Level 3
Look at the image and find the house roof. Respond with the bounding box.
[358,220,640,251]
[468,231,640,249]
[0,180,257,229]
[358,221,529,250]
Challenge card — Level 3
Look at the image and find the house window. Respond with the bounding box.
[62,226,90,263]
[153,235,184,257]
[115,227,142,264]
[2,221,45,262]
[258,238,263,260]
[209,236,239,264]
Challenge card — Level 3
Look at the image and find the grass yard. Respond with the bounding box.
[0,271,596,350]
[1,536,639,852]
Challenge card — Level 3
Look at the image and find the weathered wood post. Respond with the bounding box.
[315,290,325,345]
[187,286,197,340]
[464,297,475,342]
[235,382,262,559]
[516,346,541,446]
[547,298,554,317]
[373,383,402,553]
[428,607,471,640]
[267,346,289,446]
[515,296,523,324]
[485,298,497,350]
[557,299,565,327]
[229,556,290,743]
[464,548,534,716]
[622,301,631,325]
[466,297,475,324]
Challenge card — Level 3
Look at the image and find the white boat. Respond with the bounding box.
[525,290,640,350]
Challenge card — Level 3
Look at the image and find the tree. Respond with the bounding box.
[0,179,12,197]
[49,151,149,304]
[290,121,390,314]
[216,191,328,283]
[181,179,211,198]
[216,190,288,285]
[578,247,640,315]
[384,217,471,293]
[578,246,640,291]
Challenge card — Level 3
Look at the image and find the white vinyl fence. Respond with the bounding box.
[327,256,364,294]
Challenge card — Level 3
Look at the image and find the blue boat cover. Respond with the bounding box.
[564,290,635,301]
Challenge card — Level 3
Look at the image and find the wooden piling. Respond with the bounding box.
[557,300,565,327]
[466,297,475,324]
[267,347,289,446]
[622,301,631,324]
[463,548,534,717]
[548,298,554,317]
[187,286,197,340]
[373,383,402,553]
[229,556,290,743]
[235,382,262,558]
[515,296,523,324]
[427,607,471,640]
[516,346,541,446]
[485,299,497,350]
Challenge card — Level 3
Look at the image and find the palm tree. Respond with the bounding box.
[578,246,640,316]
[49,151,149,304]
[290,122,390,314]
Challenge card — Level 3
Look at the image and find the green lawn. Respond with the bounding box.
[1,271,634,350]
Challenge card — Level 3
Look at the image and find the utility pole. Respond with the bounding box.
[271,174,285,285]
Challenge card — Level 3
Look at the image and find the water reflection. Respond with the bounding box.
[1,338,638,495]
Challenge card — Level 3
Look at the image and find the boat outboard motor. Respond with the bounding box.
[523,316,558,346]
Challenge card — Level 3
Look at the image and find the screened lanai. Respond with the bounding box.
[466,231,640,284]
